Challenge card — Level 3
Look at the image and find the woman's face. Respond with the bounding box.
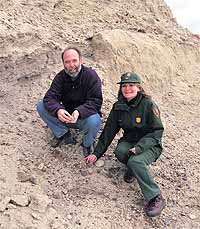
[121,83,139,101]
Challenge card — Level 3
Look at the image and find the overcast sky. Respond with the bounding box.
[165,0,200,34]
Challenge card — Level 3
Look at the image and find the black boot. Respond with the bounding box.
[62,132,76,145]
[50,131,76,148]
[123,170,135,183]
[145,194,166,217]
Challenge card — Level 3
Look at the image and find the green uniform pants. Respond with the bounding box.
[114,141,161,202]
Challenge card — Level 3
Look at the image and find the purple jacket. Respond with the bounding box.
[43,65,103,119]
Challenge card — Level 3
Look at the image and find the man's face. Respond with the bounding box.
[63,49,83,75]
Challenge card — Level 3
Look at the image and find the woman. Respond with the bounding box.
[86,72,165,217]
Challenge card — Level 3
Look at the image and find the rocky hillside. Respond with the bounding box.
[0,0,200,228]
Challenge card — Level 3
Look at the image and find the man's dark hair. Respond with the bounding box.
[61,47,82,61]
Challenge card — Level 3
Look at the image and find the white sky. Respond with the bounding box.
[165,0,200,34]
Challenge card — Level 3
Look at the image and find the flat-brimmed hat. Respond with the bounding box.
[117,72,142,84]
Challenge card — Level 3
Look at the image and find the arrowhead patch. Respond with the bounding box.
[135,117,142,123]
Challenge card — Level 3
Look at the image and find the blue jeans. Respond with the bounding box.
[36,100,102,147]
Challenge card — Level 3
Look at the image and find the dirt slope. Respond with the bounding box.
[0,0,200,228]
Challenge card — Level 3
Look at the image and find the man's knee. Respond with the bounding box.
[85,114,101,130]
[36,100,46,118]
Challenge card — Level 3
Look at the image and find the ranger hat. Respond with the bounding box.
[117,72,142,84]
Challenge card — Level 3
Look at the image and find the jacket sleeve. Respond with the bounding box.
[76,71,103,119]
[135,102,164,154]
[93,108,120,159]
[43,73,65,116]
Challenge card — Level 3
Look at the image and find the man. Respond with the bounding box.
[37,47,103,156]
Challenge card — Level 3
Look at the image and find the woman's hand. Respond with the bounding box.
[85,154,97,164]
[129,147,136,155]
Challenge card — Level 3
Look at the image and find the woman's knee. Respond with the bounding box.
[114,146,129,164]
[115,151,128,164]
[127,155,144,169]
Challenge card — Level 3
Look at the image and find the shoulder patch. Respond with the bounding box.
[152,107,160,118]
[135,117,142,123]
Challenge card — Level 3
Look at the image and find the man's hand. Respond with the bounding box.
[71,110,79,123]
[85,154,97,164]
[57,109,75,123]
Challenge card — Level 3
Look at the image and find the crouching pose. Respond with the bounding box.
[37,47,102,156]
[86,72,165,217]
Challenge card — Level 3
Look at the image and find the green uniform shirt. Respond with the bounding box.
[94,93,164,159]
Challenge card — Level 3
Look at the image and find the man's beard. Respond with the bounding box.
[64,65,81,78]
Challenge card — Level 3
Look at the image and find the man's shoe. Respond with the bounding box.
[50,136,63,148]
[145,194,166,217]
[62,132,77,145]
[123,170,135,183]
[50,131,76,148]
[81,143,94,157]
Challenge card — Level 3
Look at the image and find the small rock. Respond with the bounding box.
[80,170,87,176]
[17,171,31,182]
[32,212,41,220]
[10,194,30,207]
[7,203,17,209]
[38,163,45,170]
[104,193,109,197]
[62,190,68,195]
[48,207,58,218]
[0,196,11,212]
[50,221,63,229]
[163,218,171,226]
[53,191,62,199]
[67,214,73,220]
[95,159,104,167]
[180,212,186,216]
[29,176,38,185]
[172,216,177,221]
[75,219,81,225]
[30,194,52,213]
[18,172,38,185]
[126,214,132,220]
[87,168,93,174]
[17,116,27,122]
[189,214,197,220]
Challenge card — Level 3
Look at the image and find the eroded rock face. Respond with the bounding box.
[0,0,200,228]
[29,194,52,213]
[91,29,200,96]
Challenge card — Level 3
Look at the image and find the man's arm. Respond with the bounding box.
[76,70,103,119]
[43,71,65,116]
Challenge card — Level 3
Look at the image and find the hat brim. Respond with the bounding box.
[117,80,141,84]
